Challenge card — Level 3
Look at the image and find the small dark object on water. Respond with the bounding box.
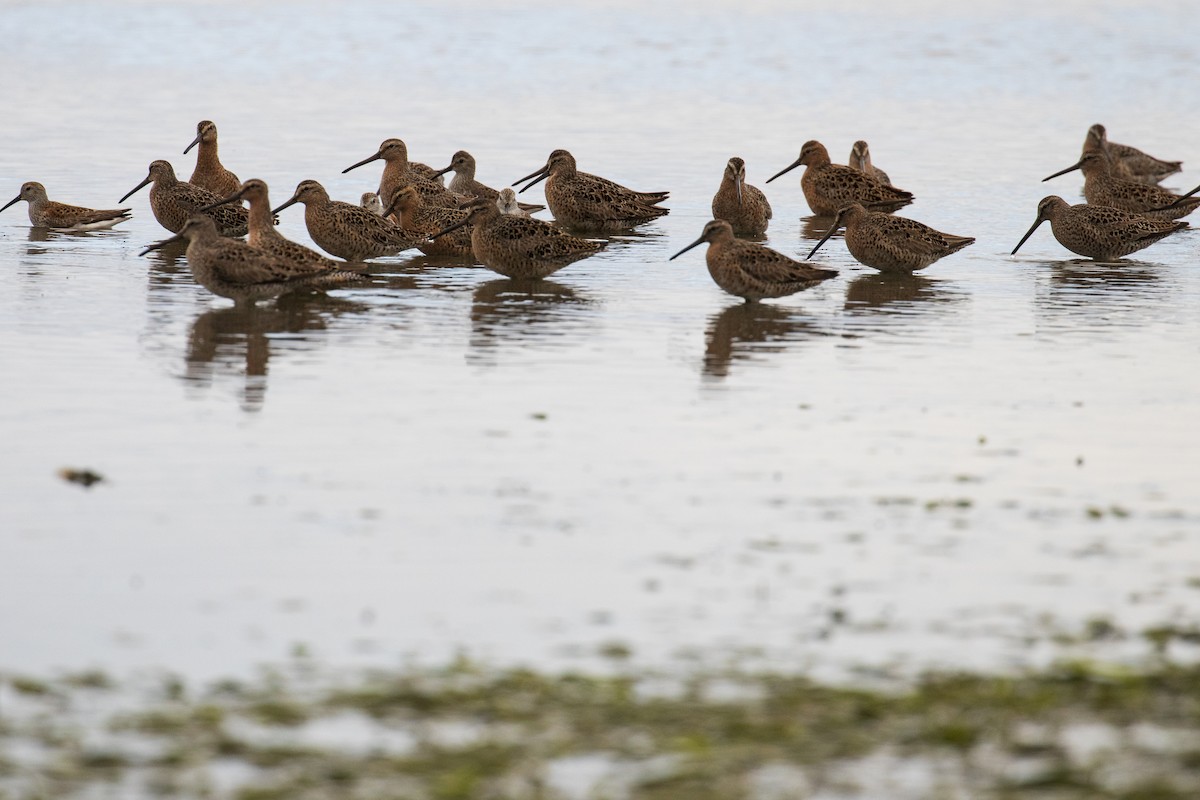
[59,468,104,488]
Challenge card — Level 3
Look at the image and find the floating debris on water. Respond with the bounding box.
[57,467,105,488]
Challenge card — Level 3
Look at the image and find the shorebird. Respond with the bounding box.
[1,182,130,230]
[1011,196,1187,261]
[139,216,365,305]
[671,219,838,302]
[1043,151,1199,220]
[515,149,669,232]
[360,192,384,215]
[711,156,772,236]
[342,138,460,209]
[383,186,474,258]
[184,120,241,198]
[431,197,604,278]
[766,140,912,216]
[807,204,973,273]
[847,140,892,186]
[496,188,528,216]
[201,179,346,270]
[272,179,420,261]
[120,160,249,236]
[1083,124,1181,186]
[431,150,544,214]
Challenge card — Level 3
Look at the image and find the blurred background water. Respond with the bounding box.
[0,0,1198,682]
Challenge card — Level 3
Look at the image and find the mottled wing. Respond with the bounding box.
[411,177,467,209]
[409,162,442,182]
[1119,179,1187,208]
[417,205,469,231]
[40,201,130,228]
[205,240,297,285]
[260,236,341,272]
[333,201,421,250]
[175,183,249,232]
[570,173,670,223]
[416,205,472,247]
[731,241,837,287]
[1078,205,1188,241]
[528,231,604,261]
[1108,142,1182,178]
[490,215,564,242]
[746,184,772,220]
[460,178,499,201]
[816,165,913,206]
[868,215,973,258]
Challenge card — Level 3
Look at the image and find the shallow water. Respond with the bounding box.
[1,0,1199,682]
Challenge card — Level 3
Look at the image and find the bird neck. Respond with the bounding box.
[195,139,223,174]
[246,195,276,237]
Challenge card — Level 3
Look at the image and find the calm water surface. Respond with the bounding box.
[1,0,1198,682]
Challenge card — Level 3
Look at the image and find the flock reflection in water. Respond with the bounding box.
[20,215,1181,412]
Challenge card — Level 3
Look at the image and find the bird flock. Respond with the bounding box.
[2,120,1194,307]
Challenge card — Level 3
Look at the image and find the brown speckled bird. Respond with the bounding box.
[342,138,461,210]
[202,179,347,270]
[272,179,421,262]
[1011,196,1187,261]
[515,149,669,233]
[432,150,544,214]
[184,120,241,198]
[139,216,365,305]
[767,140,912,216]
[711,157,772,237]
[1083,124,1181,186]
[431,197,605,278]
[671,219,838,302]
[120,160,248,236]
[1043,150,1199,220]
[808,204,973,273]
[847,140,892,186]
[384,186,474,258]
[1,182,130,230]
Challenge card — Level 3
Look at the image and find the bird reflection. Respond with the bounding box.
[599,227,668,252]
[184,294,369,412]
[1035,259,1168,332]
[843,273,956,311]
[801,215,838,242]
[141,238,207,324]
[18,227,55,268]
[25,226,55,247]
[702,302,822,379]
[468,278,593,358]
[23,225,126,261]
